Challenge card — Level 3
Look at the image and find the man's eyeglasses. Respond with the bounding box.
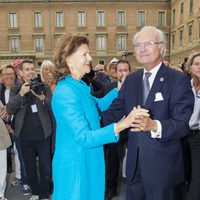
[95,69,105,72]
[134,41,163,49]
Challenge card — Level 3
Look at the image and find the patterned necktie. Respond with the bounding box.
[142,72,152,105]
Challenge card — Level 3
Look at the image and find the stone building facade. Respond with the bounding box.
[0,0,199,70]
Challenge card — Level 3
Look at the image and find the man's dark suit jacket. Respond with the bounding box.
[102,64,194,188]
[6,84,53,138]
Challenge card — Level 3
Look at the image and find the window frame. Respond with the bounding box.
[137,10,146,27]
[157,11,166,27]
[55,11,64,28]
[9,12,17,28]
[97,10,106,27]
[34,36,44,52]
[10,37,20,52]
[34,11,43,28]
[117,10,126,27]
[77,11,86,27]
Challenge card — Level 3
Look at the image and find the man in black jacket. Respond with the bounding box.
[7,60,52,200]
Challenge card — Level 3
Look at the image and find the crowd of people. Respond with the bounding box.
[0,25,199,200]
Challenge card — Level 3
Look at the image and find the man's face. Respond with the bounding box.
[1,67,16,87]
[95,64,106,74]
[21,63,36,82]
[108,63,117,80]
[134,29,163,70]
[116,63,130,82]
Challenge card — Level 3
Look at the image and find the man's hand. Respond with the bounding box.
[19,83,31,97]
[117,74,127,90]
[131,115,158,132]
[115,106,149,134]
[6,124,14,134]
[0,110,8,120]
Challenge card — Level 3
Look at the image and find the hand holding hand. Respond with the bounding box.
[115,106,149,133]
[130,115,158,132]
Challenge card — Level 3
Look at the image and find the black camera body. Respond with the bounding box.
[27,78,44,95]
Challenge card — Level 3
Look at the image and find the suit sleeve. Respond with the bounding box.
[159,75,194,142]
[52,85,119,149]
[101,78,127,126]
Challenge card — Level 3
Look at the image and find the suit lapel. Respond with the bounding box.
[145,64,167,108]
[135,70,143,106]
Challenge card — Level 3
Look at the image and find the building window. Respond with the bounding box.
[34,12,42,28]
[97,11,105,27]
[37,62,42,67]
[77,11,86,27]
[117,35,126,51]
[172,34,175,49]
[180,2,184,22]
[99,60,105,65]
[172,9,175,26]
[189,0,193,14]
[158,11,165,27]
[56,12,64,27]
[188,24,193,43]
[97,35,106,51]
[117,11,125,27]
[9,13,17,28]
[179,30,183,47]
[138,11,145,27]
[10,37,19,52]
[35,37,44,52]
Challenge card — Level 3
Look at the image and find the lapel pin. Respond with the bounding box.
[160,77,164,82]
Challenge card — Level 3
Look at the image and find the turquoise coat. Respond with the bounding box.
[52,76,118,200]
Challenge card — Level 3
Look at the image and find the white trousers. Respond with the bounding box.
[122,148,127,178]
[13,143,21,179]
[0,149,7,197]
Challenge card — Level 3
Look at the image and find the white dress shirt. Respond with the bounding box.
[143,62,162,138]
[189,80,200,130]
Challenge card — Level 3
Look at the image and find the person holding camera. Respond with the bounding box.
[7,60,52,200]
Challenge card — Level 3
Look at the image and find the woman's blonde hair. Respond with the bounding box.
[40,60,58,82]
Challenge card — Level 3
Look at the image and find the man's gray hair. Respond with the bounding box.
[132,26,166,58]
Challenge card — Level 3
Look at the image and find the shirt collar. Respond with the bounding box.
[143,62,162,77]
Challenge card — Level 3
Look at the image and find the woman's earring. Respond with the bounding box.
[68,63,73,73]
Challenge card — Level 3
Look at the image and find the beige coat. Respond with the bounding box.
[0,118,11,150]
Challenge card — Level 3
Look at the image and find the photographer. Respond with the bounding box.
[7,60,52,200]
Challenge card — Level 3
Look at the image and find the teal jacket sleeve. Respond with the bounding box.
[94,88,118,112]
[52,85,119,149]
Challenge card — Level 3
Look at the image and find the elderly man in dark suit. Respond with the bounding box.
[7,60,52,200]
[102,26,194,200]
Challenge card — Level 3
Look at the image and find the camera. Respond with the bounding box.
[81,69,96,85]
[27,78,44,95]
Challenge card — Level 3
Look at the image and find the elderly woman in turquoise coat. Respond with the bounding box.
[52,34,149,200]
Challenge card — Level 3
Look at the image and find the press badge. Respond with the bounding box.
[31,104,38,113]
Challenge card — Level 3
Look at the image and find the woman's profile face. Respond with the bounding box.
[190,56,200,79]
[67,44,92,76]
[42,66,53,82]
